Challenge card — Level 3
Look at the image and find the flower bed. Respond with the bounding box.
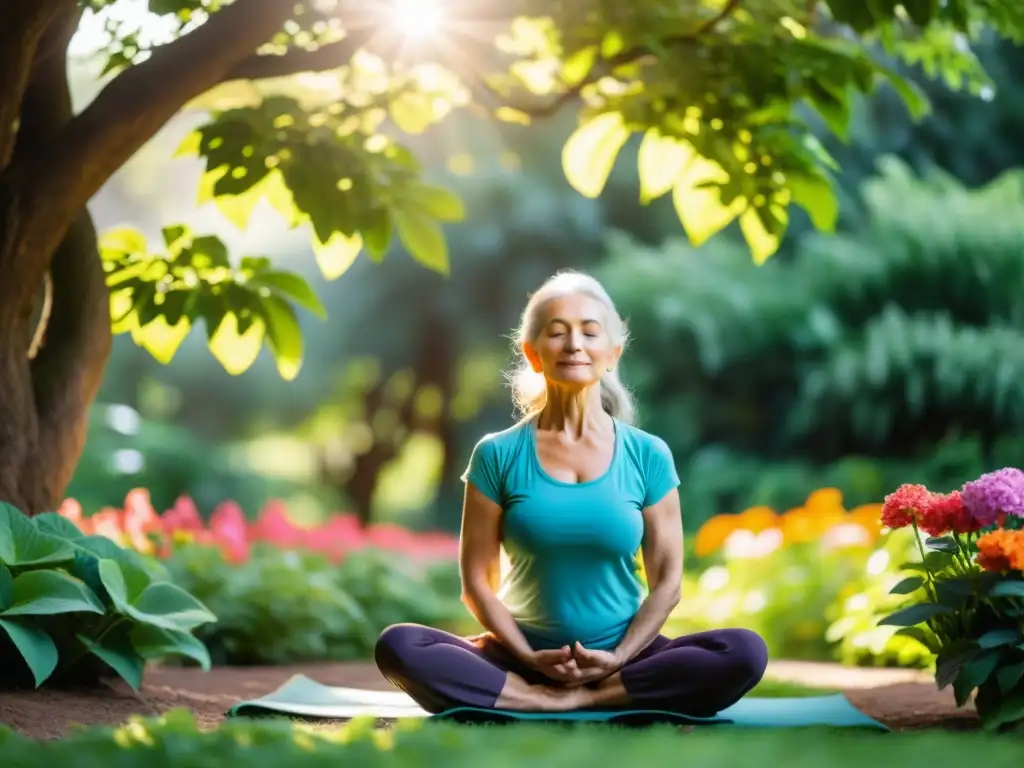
[669,489,929,667]
[52,491,467,666]
[55,490,460,565]
[877,468,1024,732]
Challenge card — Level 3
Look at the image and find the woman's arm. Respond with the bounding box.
[612,488,684,664]
[458,482,537,662]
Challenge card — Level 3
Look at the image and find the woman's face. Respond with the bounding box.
[524,293,621,390]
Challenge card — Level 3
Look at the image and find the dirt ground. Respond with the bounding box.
[0,660,978,740]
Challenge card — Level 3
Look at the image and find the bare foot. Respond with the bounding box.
[495,673,592,712]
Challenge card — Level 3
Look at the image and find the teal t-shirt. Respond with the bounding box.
[461,417,680,651]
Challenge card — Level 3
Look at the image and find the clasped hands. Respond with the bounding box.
[526,641,623,687]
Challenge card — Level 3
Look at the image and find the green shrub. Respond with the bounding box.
[0,503,215,691]
[0,708,1021,766]
[163,542,473,665]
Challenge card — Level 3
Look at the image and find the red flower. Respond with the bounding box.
[881,484,937,530]
[931,490,979,535]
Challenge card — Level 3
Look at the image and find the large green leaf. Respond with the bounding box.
[0,617,58,687]
[130,624,212,670]
[394,208,449,274]
[1,570,105,617]
[247,271,326,319]
[0,564,12,609]
[65,534,169,604]
[77,631,144,692]
[562,111,630,199]
[0,503,76,568]
[877,602,954,626]
[32,512,86,541]
[99,559,216,631]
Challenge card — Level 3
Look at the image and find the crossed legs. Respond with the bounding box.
[374,623,768,717]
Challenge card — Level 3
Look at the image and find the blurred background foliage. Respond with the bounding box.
[50,11,1024,671]
[76,28,1024,538]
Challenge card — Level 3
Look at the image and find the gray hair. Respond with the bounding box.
[507,270,636,424]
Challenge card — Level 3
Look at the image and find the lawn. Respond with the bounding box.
[0,678,1017,767]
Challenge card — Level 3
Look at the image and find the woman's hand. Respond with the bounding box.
[563,642,623,687]
[523,646,582,683]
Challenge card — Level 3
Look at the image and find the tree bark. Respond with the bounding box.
[0,6,111,515]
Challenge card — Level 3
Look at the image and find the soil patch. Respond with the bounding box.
[0,661,975,740]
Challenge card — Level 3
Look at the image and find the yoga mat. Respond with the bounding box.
[225,674,889,731]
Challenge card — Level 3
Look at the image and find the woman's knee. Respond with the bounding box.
[373,623,426,674]
[721,628,769,685]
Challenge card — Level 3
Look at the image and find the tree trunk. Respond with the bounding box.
[0,210,112,515]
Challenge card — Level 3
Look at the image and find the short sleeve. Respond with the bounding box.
[643,436,680,507]
[460,436,504,505]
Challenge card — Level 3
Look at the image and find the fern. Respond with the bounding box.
[786,307,1024,452]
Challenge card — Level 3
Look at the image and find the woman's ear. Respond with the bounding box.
[522,341,543,374]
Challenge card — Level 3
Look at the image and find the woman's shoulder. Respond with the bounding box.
[617,421,674,462]
[470,418,532,456]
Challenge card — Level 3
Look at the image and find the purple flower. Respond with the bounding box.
[962,467,1024,526]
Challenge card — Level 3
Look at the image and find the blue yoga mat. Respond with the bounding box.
[225,674,888,730]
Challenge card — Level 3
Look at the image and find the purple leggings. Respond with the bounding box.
[374,623,769,716]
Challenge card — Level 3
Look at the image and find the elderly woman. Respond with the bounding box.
[374,270,768,715]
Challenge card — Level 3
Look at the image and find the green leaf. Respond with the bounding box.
[788,173,839,232]
[0,617,58,687]
[959,650,1001,691]
[394,208,449,274]
[404,184,465,223]
[990,580,1024,598]
[1,570,105,617]
[877,602,954,627]
[162,225,188,250]
[100,227,148,259]
[32,512,86,541]
[998,661,1024,693]
[312,231,363,280]
[637,130,692,204]
[889,575,924,595]
[672,156,743,248]
[130,624,212,670]
[0,564,12,609]
[879,65,932,120]
[260,295,304,381]
[207,311,265,376]
[926,536,958,553]
[562,111,630,199]
[739,203,787,265]
[979,685,1024,732]
[0,503,76,568]
[132,315,192,365]
[894,626,939,652]
[248,271,327,319]
[67,534,170,603]
[99,559,216,632]
[978,628,1023,649]
[77,632,144,692]
[389,90,436,134]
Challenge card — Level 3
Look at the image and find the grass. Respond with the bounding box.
[2,677,1018,767]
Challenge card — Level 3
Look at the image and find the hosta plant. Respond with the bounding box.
[0,502,215,692]
[878,469,1024,731]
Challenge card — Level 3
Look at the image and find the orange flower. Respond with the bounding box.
[976,529,1024,573]
[694,514,740,556]
[694,507,778,556]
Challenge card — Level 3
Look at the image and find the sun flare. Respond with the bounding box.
[389,0,445,40]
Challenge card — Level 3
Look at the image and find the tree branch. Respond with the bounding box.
[222,29,375,82]
[2,0,296,317]
[0,1,70,169]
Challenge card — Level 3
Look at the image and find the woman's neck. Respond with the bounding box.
[536,385,609,439]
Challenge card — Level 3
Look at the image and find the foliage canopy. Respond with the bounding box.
[66,0,1024,378]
